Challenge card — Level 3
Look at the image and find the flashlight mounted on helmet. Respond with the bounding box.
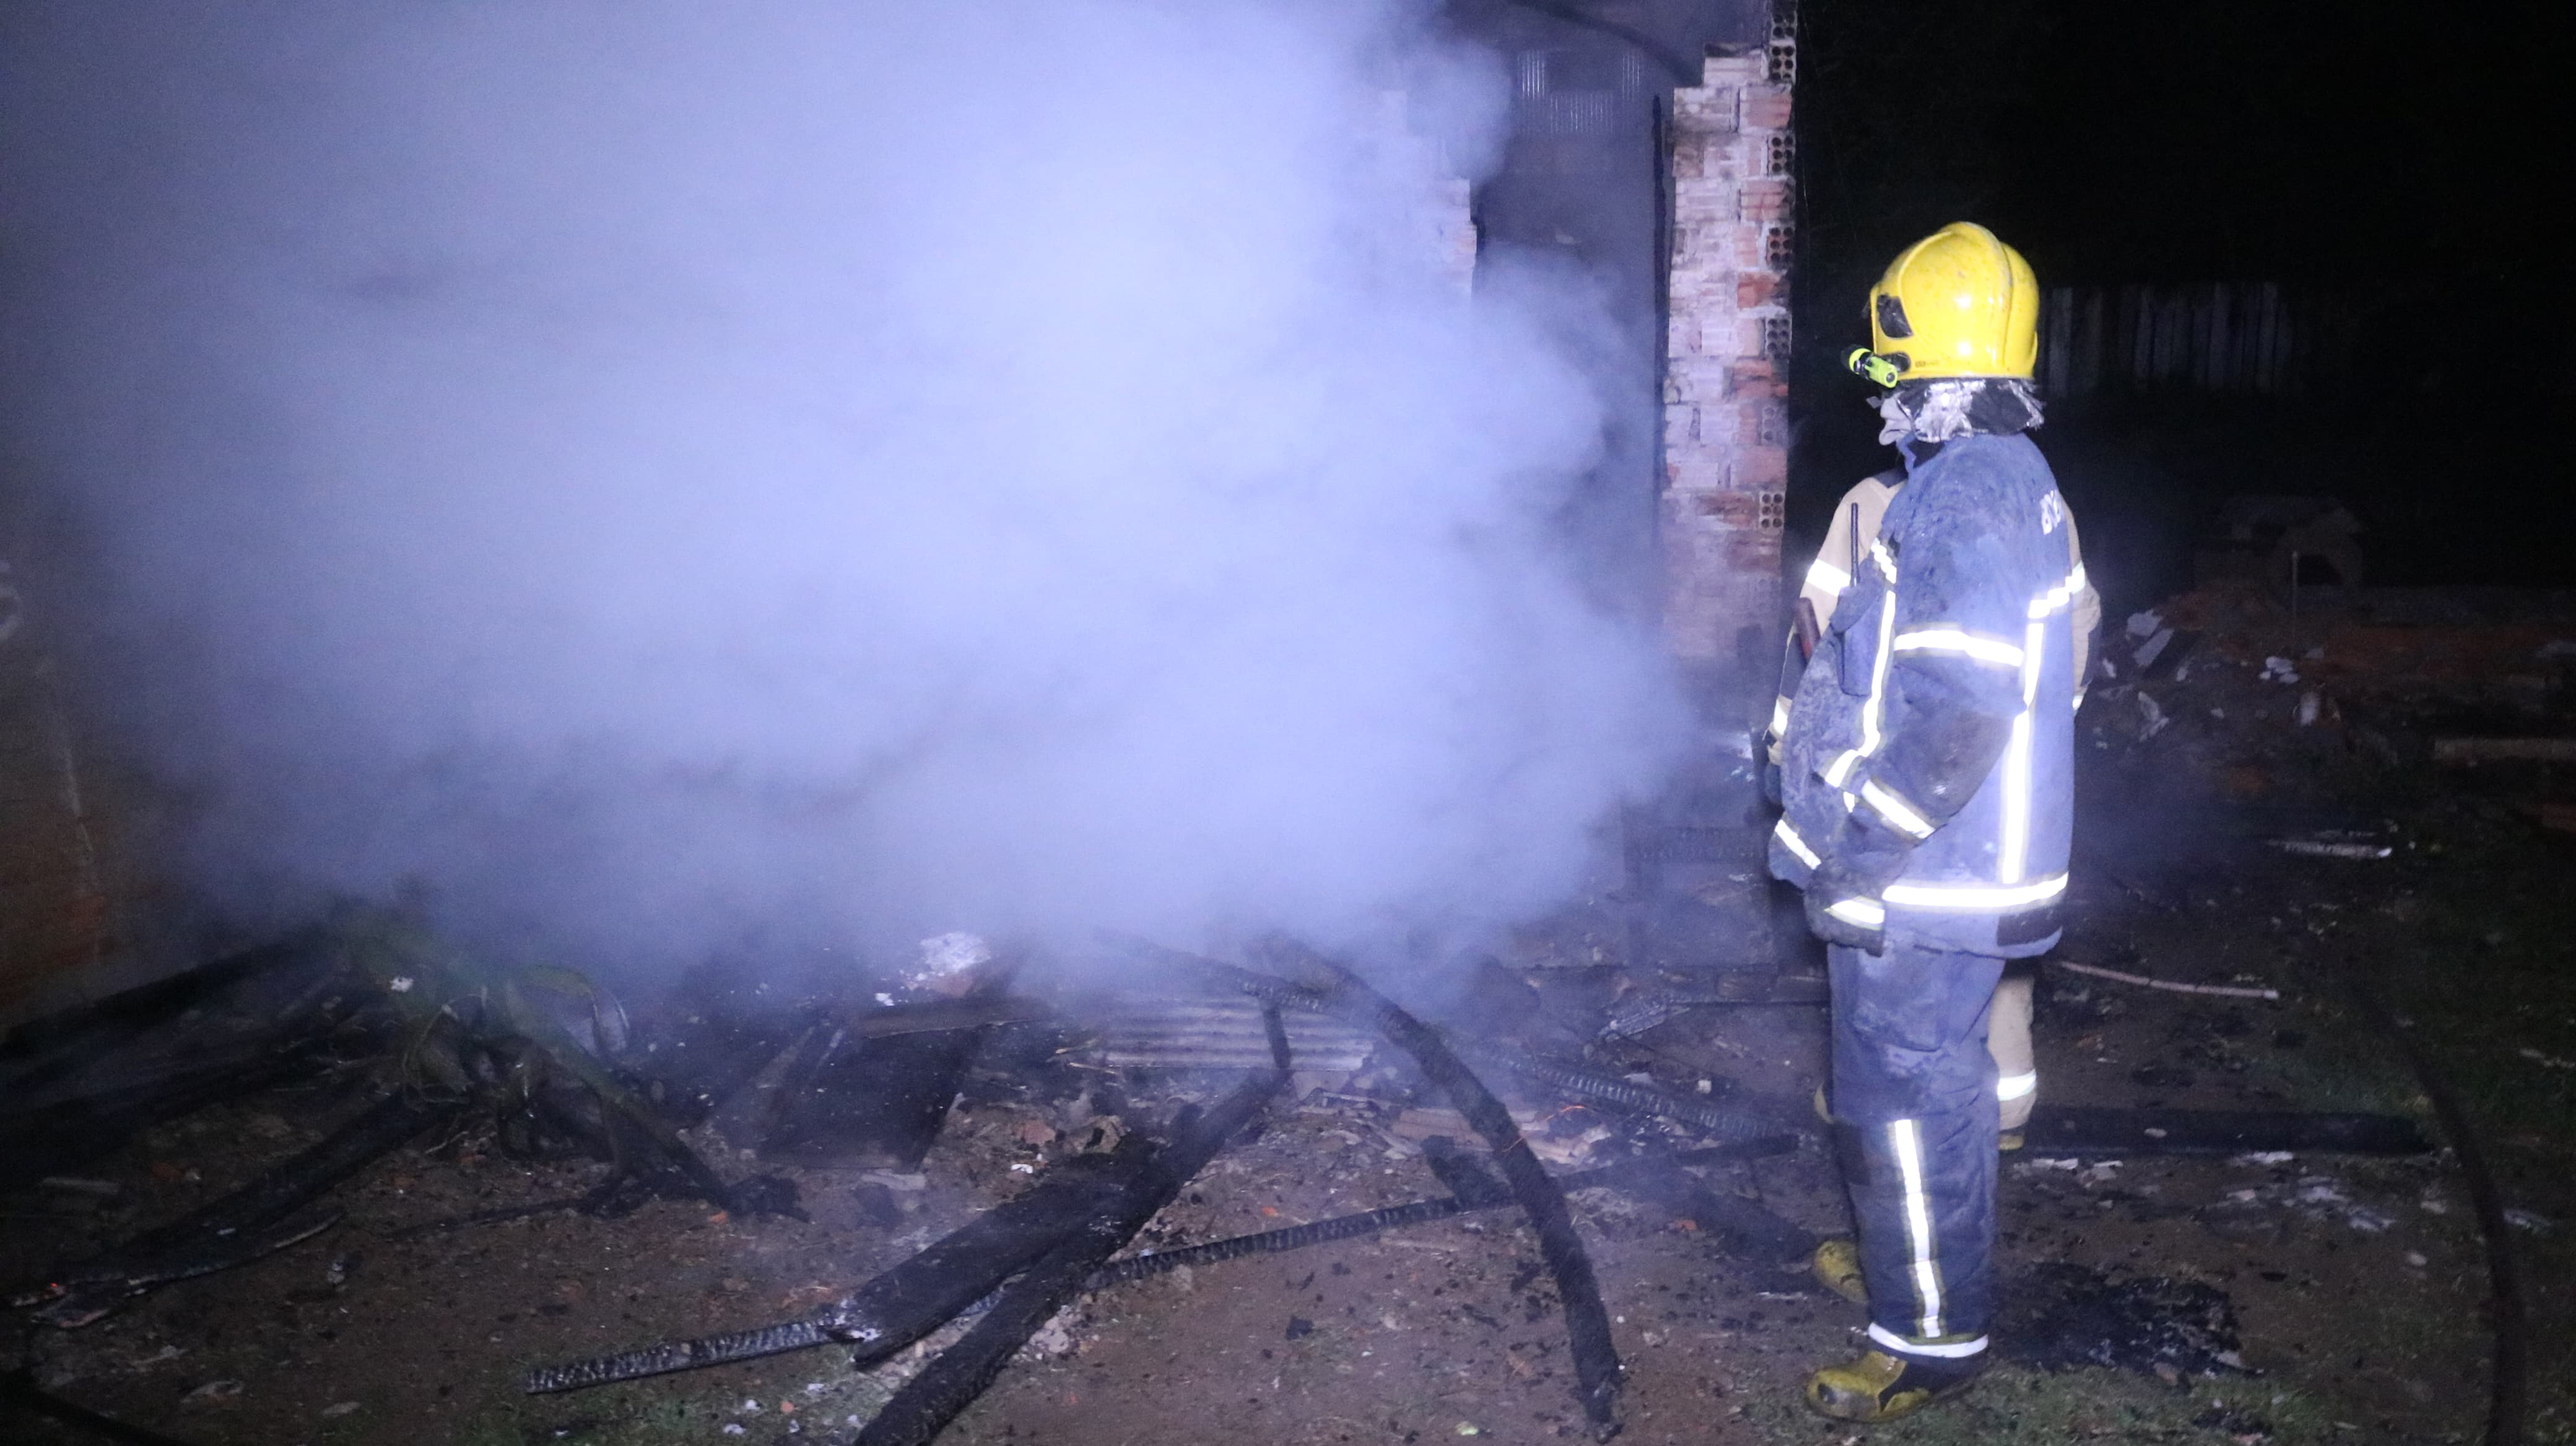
[1845,347,1907,388]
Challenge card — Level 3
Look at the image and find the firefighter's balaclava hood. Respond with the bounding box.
[1873,378,2045,446]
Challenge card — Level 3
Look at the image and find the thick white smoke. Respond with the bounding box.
[1,1,1690,975]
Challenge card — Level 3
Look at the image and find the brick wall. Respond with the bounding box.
[1661,39,1793,669]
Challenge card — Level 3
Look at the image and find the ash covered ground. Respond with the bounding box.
[5,583,2574,1446]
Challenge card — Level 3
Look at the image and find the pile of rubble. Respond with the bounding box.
[2088,579,2576,837]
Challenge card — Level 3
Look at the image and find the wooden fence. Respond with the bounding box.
[2037,283,2359,400]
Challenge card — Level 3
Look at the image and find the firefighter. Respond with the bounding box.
[1768,465,2099,1149]
[1769,222,2082,1421]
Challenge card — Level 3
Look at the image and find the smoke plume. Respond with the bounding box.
[1,1,1689,976]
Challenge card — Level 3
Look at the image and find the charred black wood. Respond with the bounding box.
[1447,957,1544,1037]
[0,1049,336,1182]
[1092,1190,1477,1286]
[1419,1135,1516,1207]
[64,1092,440,1263]
[524,1164,1129,1392]
[1112,933,1632,1430]
[2,1028,329,1121]
[0,933,339,1088]
[528,1011,1289,1403]
[1116,932,1780,1143]
[1613,1154,1816,1265]
[1101,934,1334,1013]
[0,940,362,1180]
[843,995,1057,1040]
[760,1022,981,1169]
[534,1088,800,1222]
[529,1131,1190,1392]
[25,1209,346,1329]
[1256,943,1627,1436]
[650,987,828,1131]
[853,1058,1286,1446]
[759,980,1043,1170]
[456,1008,784,1221]
[1077,1135,1796,1289]
[15,1092,451,1328]
[1596,977,1832,1038]
[2020,1105,2433,1157]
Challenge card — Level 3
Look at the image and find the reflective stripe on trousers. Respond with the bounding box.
[1887,1117,1944,1335]
[1990,970,2037,1131]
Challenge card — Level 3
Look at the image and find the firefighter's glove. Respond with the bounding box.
[1804,888,1885,952]
[1757,721,1790,804]
[1803,814,1918,954]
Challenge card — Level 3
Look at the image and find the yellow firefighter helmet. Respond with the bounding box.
[1844,222,2039,386]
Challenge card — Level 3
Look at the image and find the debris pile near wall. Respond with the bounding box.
[2089,582,2576,830]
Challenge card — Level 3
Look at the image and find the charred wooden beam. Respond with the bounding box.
[15,1091,453,1328]
[1080,1134,1796,1289]
[523,1149,1145,1393]
[528,1013,1290,1401]
[854,1039,1288,1446]
[1253,941,1629,1437]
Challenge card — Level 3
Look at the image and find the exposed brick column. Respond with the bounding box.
[1661,46,1793,671]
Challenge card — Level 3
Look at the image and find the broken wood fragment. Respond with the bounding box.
[842,994,1056,1039]
[760,975,1035,1168]
[1079,1135,1796,1291]
[524,1149,1141,1392]
[854,1051,1287,1446]
[529,1016,1290,1401]
[2052,959,2279,1001]
[16,1092,453,1328]
[1257,943,1628,1436]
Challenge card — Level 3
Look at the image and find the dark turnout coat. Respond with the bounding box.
[1767,432,2081,959]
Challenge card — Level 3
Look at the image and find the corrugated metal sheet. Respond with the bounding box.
[1094,998,1373,1072]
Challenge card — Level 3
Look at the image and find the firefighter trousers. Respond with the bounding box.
[1826,940,2004,1357]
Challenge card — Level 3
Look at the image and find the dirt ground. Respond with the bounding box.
[5,598,2574,1446]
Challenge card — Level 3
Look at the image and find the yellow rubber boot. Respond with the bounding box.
[1811,1239,1867,1305]
[1804,1348,1984,1422]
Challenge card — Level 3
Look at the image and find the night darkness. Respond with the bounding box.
[1791,0,2576,606]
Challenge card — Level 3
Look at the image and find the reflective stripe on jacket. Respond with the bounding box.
[1769,471,2098,754]
[1768,433,2079,957]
